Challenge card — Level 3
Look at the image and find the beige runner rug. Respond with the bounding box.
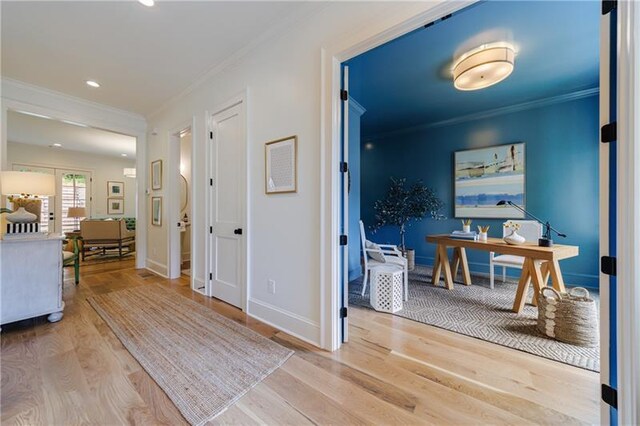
[88,284,293,425]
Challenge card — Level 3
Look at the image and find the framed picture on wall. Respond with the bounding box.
[107,181,124,197]
[265,135,297,194]
[107,198,124,215]
[151,196,162,226]
[151,159,163,190]
[454,142,525,219]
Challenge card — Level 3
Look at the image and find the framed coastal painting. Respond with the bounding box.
[265,136,297,194]
[107,198,124,215]
[151,196,162,226]
[107,181,124,197]
[151,159,163,190]
[454,143,525,218]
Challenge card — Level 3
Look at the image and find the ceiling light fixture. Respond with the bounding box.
[138,0,154,6]
[52,143,62,147]
[86,80,100,88]
[121,153,128,157]
[452,42,515,91]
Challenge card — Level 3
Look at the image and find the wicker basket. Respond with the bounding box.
[537,287,599,347]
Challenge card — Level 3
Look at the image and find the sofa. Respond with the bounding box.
[80,219,136,260]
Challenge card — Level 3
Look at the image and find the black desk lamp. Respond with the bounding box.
[496,200,567,247]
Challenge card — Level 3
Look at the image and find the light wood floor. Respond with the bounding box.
[1,260,599,425]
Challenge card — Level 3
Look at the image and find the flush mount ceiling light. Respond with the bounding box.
[51,143,62,147]
[138,0,154,6]
[86,80,100,88]
[452,42,515,91]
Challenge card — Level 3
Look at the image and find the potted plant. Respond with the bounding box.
[372,177,444,270]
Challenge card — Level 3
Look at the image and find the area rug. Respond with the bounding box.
[349,265,599,372]
[88,284,294,425]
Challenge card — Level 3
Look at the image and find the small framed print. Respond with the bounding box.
[107,181,124,197]
[151,196,162,226]
[107,198,124,215]
[265,135,297,194]
[151,159,163,190]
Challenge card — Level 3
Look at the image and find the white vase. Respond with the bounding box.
[462,225,471,233]
[504,230,526,245]
[479,232,488,241]
[6,207,38,223]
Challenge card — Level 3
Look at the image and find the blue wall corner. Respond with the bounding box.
[359,95,600,288]
[348,99,366,281]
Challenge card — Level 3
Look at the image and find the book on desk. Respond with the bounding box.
[449,230,479,241]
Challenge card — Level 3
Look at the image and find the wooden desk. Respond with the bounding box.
[425,235,579,313]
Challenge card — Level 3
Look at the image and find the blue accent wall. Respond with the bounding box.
[360,94,600,288]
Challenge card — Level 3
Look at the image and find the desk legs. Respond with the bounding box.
[431,244,454,290]
[513,259,552,313]
[548,259,567,293]
[451,247,472,286]
[513,258,533,313]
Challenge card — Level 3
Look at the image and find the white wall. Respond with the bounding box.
[7,142,137,218]
[145,2,447,346]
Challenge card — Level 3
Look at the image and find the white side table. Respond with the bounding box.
[370,264,404,313]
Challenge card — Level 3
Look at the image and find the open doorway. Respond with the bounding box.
[338,0,610,422]
[179,129,192,277]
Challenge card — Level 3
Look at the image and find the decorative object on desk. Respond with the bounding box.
[265,135,297,194]
[537,287,599,347]
[454,143,525,219]
[450,230,478,241]
[372,177,444,267]
[0,171,55,224]
[67,207,86,231]
[461,218,472,233]
[107,198,124,215]
[151,159,163,190]
[496,200,566,247]
[107,181,124,197]
[152,196,162,226]
[503,221,525,245]
[477,225,490,241]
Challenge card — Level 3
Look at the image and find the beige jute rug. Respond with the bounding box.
[88,284,294,425]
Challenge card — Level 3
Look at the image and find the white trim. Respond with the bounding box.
[364,87,599,142]
[247,297,321,347]
[617,1,640,423]
[145,258,168,278]
[349,98,367,116]
[320,0,476,351]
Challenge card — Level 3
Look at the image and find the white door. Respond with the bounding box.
[341,65,350,342]
[209,102,245,308]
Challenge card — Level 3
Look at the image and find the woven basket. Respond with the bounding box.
[537,287,599,347]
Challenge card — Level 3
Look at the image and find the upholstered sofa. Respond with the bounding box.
[80,219,136,260]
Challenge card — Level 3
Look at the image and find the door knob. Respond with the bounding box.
[234,228,243,235]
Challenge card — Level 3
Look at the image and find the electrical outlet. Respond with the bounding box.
[268,279,276,295]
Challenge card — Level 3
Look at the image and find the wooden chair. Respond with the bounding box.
[63,237,80,284]
[359,220,408,300]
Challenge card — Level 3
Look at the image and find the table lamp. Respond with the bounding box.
[0,171,56,223]
[67,207,86,231]
[496,200,566,247]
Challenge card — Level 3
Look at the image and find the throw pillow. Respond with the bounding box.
[365,240,386,263]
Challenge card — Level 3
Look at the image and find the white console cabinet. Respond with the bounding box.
[0,234,65,325]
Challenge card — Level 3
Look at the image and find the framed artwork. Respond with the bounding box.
[151,159,163,190]
[265,135,297,194]
[107,198,124,215]
[151,196,162,226]
[454,142,525,219]
[107,181,124,197]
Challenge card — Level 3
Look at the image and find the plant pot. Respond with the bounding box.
[6,206,38,223]
[479,232,488,241]
[462,225,471,233]
[11,199,42,222]
[403,248,415,271]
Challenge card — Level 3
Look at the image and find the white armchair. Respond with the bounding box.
[489,220,542,289]
[359,220,408,300]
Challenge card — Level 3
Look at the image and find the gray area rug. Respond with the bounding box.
[89,284,294,425]
[349,265,599,372]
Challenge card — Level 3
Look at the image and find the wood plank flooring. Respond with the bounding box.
[1,260,599,425]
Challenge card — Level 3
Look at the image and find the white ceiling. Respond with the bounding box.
[7,110,137,159]
[1,1,307,115]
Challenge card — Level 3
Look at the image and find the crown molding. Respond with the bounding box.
[363,87,599,142]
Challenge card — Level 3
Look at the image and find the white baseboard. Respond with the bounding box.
[247,298,321,348]
[145,258,168,278]
[193,277,206,293]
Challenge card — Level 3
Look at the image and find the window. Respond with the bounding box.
[61,173,87,233]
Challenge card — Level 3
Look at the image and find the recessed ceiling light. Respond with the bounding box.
[52,143,62,147]
[86,80,100,88]
[121,153,128,157]
[138,0,154,6]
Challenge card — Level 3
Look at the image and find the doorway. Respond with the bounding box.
[179,130,192,277]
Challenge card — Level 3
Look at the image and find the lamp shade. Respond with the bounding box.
[67,207,87,218]
[453,42,515,91]
[0,171,56,196]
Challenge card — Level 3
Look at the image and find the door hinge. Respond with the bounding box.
[340,307,348,318]
[209,272,213,280]
[340,162,348,173]
[601,122,617,143]
[339,235,348,246]
[602,0,617,14]
[601,256,617,276]
[601,384,618,408]
[209,131,213,139]
[340,90,348,101]
[210,178,213,186]
[209,226,213,234]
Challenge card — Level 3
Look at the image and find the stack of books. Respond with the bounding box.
[450,230,479,241]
